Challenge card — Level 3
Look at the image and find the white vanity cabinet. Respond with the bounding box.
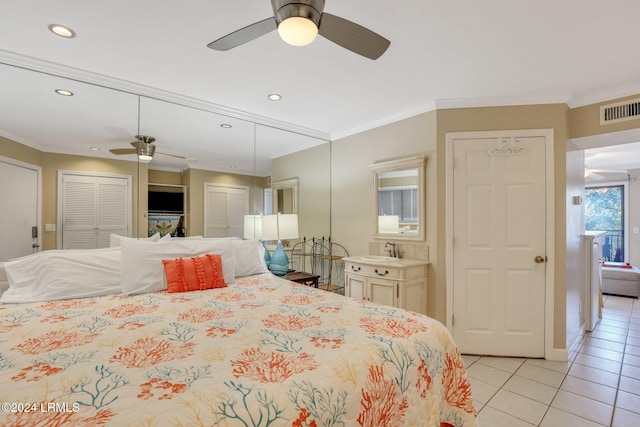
[343,257,428,314]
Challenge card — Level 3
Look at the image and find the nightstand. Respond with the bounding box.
[285,271,320,288]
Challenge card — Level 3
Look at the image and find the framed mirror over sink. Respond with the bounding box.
[370,155,427,241]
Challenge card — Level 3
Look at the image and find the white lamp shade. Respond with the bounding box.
[277,17,318,46]
[243,215,263,239]
[277,214,299,240]
[261,215,280,240]
[378,215,399,233]
[261,214,299,241]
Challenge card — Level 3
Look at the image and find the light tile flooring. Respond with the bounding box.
[464,295,640,426]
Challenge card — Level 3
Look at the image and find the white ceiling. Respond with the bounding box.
[2,0,640,174]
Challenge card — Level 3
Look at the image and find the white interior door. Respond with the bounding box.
[0,157,40,261]
[204,184,248,238]
[451,134,547,357]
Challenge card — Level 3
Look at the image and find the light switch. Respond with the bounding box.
[634,227,639,234]
[45,224,56,232]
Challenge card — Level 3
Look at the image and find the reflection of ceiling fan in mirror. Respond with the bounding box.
[109,135,186,163]
[207,0,390,60]
[584,166,628,181]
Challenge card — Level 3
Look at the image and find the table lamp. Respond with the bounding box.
[378,215,399,234]
[262,213,299,276]
[244,214,271,267]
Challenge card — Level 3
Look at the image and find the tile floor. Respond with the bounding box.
[463,295,640,426]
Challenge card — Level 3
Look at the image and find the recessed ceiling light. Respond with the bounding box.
[220,123,232,128]
[55,89,74,96]
[48,24,76,38]
[268,93,282,101]
[90,147,101,151]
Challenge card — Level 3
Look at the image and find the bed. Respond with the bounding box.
[0,238,478,427]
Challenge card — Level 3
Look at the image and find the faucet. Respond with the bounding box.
[385,241,397,258]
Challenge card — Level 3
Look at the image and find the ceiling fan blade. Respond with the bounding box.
[319,13,390,60]
[110,148,137,155]
[156,151,187,160]
[207,17,277,51]
[589,168,628,174]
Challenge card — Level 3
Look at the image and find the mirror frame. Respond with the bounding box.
[370,155,427,241]
[271,177,299,214]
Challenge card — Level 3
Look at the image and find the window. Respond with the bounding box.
[378,187,418,224]
[585,182,628,262]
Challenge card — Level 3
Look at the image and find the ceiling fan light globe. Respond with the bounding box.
[278,17,318,46]
[138,154,153,162]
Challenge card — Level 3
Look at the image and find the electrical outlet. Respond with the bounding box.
[45,224,56,232]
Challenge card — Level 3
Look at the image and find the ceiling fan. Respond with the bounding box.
[207,0,391,60]
[109,135,186,162]
[584,166,628,181]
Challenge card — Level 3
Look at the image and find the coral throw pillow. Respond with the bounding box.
[163,254,227,293]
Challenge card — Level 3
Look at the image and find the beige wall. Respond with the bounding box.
[570,94,640,139]
[0,136,42,165]
[272,143,331,240]
[148,169,183,186]
[332,111,438,313]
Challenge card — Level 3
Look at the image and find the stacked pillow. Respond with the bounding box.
[0,237,269,303]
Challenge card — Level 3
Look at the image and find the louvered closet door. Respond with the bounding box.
[96,177,129,247]
[60,173,130,249]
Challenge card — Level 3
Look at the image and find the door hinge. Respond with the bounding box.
[452,157,456,169]
[396,283,399,299]
[452,315,455,327]
[452,236,455,248]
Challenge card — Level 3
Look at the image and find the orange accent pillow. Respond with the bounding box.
[162,254,227,293]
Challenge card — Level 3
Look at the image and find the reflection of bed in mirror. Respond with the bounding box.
[0,238,478,426]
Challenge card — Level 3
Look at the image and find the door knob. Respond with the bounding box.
[535,255,546,263]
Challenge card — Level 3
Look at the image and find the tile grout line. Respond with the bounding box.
[606,296,635,427]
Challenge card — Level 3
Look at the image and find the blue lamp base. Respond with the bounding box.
[262,241,271,267]
[269,241,289,276]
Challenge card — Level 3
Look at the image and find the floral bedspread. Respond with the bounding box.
[0,273,477,426]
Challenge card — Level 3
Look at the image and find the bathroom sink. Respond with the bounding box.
[359,255,400,262]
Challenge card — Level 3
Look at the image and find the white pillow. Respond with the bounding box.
[1,247,122,304]
[233,239,269,277]
[120,238,236,296]
[110,232,161,247]
[0,262,7,297]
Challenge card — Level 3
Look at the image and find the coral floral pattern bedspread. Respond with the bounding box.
[0,273,477,427]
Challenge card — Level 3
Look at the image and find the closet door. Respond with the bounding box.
[204,184,248,238]
[59,172,131,249]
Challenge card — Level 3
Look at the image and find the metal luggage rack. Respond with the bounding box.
[289,237,349,295]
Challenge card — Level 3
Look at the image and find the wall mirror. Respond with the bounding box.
[0,61,331,248]
[370,155,427,241]
[271,178,299,214]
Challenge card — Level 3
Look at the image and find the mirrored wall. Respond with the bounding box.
[0,62,331,248]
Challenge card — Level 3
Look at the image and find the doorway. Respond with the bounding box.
[446,129,555,358]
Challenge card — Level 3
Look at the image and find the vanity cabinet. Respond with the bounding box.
[343,257,428,314]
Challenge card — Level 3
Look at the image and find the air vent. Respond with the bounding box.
[600,98,640,125]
